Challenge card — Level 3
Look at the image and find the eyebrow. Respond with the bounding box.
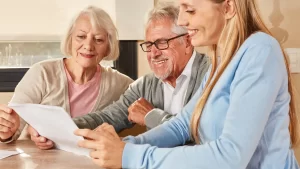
[94,32,108,38]
[181,3,188,7]
[145,37,163,42]
[78,30,106,37]
[180,2,193,8]
[79,29,87,33]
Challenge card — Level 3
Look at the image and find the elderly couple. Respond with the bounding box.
[0,3,208,150]
[0,1,299,169]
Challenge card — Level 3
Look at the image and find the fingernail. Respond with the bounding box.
[46,141,52,145]
[40,138,45,142]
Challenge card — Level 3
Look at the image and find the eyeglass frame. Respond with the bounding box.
[139,33,188,52]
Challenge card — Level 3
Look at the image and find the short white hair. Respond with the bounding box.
[61,6,119,61]
[145,2,187,36]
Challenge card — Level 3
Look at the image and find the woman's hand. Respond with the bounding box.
[74,123,125,169]
[0,104,20,141]
[27,125,54,149]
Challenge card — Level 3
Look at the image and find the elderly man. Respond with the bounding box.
[73,4,210,131]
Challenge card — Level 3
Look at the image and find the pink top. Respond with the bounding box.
[64,64,101,118]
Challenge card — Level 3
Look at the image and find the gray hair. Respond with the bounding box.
[61,6,119,61]
[145,2,187,36]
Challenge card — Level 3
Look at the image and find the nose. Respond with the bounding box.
[83,37,95,51]
[177,9,188,27]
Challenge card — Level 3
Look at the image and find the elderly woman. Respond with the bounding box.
[0,6,133,149]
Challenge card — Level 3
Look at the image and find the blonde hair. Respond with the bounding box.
[60,6,119,61]
[190,0,299,147]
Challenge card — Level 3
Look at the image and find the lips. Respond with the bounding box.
[152,59,168,65]
[187,29,198,37]
[80,53,95,58]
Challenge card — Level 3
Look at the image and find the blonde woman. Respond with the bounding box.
[0,6,133,149]
[75,1,299,169]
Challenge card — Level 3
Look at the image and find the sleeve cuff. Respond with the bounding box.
[1,124,24,143]
[144,109,172,129]
[122,135,137,144]
[0,136,14,143]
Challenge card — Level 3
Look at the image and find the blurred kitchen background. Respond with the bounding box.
[0,42,61,68]
[0,0,299,161]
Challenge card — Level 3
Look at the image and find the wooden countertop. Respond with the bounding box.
[0,140,101,169]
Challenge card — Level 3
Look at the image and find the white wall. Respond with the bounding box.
[0,0,91,40]
[0,0,153,41]
[116,0,154,40]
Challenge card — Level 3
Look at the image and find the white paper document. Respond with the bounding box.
[9,103,90,157]
[0,150,20,160]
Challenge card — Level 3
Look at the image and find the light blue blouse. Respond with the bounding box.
[122,32,299,169]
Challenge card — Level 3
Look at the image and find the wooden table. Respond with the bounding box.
[0,140,100,169]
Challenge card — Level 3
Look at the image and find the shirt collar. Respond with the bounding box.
[180,50,196,78]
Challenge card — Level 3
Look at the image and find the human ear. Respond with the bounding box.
[223,0,236,20]
[185,35,192,48]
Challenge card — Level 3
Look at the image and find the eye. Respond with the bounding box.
[145,42,152,48]
[186,10,195,14]
[185,7,195,14]
[95,38,104,43]
[156,39,167,45]
[76,35,86,39]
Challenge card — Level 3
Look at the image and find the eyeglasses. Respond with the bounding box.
[140,33,188,52]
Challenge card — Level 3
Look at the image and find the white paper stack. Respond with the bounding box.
[9,103,90,157]
[0,150,20,160]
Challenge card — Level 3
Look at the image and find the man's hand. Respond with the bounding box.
[75,123,124,169]
[0,104,20,141]
[128,98,154,126]
[27,125,54,150]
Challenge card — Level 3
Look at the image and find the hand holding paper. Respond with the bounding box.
[0,104,20,141]
[9,103,90,157]
[27,125,54,150]
[75,123,124,169]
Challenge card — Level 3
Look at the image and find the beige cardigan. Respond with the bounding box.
[9,58,133,141]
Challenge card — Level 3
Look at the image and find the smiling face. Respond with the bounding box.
[178,0,226,47]
[145,18,191,81]
[70,14,109,69]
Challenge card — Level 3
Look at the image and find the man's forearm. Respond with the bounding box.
[73,77,149,132]
[73,93,137,132]
[73,109,134,132]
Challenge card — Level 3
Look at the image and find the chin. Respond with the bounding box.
[153,69,172,80]
[154,73,169,80]
[191,38,205,47]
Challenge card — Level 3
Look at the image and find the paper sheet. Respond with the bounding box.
[9,103,90,157]
[0,150,20,160]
